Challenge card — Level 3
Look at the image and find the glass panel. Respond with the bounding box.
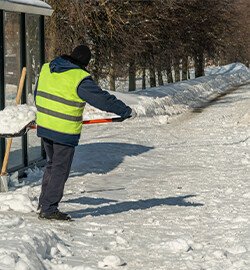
[4,11,23,169]
[4,12,20,106]
[26,14,42,163]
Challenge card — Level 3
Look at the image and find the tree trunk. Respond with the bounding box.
[174,58,180,82]
[157,68,164,86]
[45,3,58,60]
[194,51,205,78]
[92,68,99,84]
[166,58,173,83]
[92,48,100,84]
[142,68,146,89]
[148,50,156,87]
[109,63,116,91]
[182,56,188,81]
[149,66,156,87]
[128,60,136,91]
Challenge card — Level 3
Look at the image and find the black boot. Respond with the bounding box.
[39,210,72,221]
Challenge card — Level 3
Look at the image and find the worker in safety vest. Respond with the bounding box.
[35,45,135,221]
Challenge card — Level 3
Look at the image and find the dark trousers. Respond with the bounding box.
[39,138,75,214]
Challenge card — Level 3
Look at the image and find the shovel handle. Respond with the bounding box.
[82,117,128,124]
[0,139,12,175]
[16,67,27,105]
[29,117,128,130]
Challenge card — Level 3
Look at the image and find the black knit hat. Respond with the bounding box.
[70,45,91,66]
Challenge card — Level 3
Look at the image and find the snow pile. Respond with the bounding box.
[205,63,248,75]
[0,186,37,213]
[0,104,36,134]
[84,63,250,119]
[0,215,78,270]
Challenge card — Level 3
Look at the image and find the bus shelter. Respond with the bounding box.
[0,0,53,172]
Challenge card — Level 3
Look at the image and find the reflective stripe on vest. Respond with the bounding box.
[36,63,90,135]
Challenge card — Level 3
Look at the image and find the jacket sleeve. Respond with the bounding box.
[77,77,132,118]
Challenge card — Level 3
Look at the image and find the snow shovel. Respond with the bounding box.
[0,67,26,192]
[0,116,131,139]
[25,116,130,132]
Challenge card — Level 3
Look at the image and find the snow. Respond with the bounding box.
[98,255,125,268]
[6,0,51,9]
[0,104,36,134]
[0,0,53,17]
[0,63,249,269]
[0,186,37,212]
[0,63,248,135]
[84,63,250,120]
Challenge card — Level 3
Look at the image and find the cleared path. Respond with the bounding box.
[58,83,250,269]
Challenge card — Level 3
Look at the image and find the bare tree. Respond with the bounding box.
[45,0,249,90]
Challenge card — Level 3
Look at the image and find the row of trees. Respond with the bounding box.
[45,0,250,91]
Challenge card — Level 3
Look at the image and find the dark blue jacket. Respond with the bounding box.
[36,57,132,146]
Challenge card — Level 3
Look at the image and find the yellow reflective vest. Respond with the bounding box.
[36,63,90,135]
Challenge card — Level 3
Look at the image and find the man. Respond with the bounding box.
[35,45,134,221]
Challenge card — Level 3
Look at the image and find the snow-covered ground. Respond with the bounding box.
[0,63,249,270]
[3,63,249,169]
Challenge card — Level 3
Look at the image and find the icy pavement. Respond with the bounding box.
[0,82,249,269]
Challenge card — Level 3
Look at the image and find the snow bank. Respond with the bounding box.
[84,63,250,119]
[0,214,79,270]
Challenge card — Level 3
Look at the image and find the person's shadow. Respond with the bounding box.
[70,142,154,177]
[66,195,204,219]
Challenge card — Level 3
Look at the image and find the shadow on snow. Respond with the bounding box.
[16,142,153,188]
[70,142,154,177]
[67,194,204,219]
[65,196,118,206]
